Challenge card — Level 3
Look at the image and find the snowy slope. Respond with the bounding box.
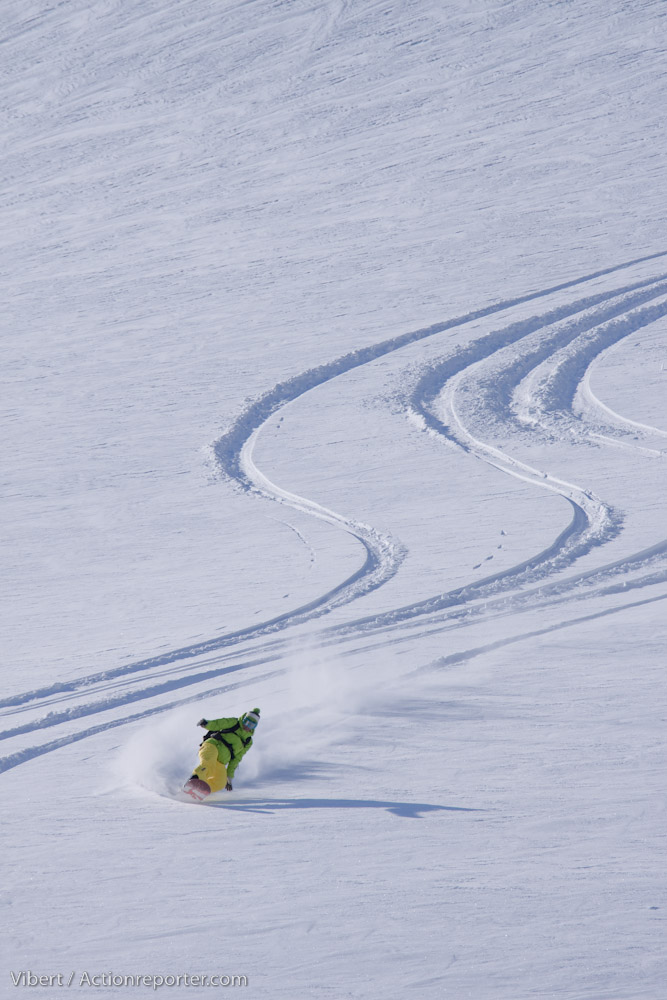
[2,2,667,998]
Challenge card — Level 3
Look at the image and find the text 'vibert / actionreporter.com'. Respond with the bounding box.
[10,971,249,989]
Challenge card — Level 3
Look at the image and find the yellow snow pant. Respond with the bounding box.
[193,740,228,793]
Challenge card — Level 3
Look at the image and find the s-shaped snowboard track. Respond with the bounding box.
[3,251,667,775]
[336,268,667,642]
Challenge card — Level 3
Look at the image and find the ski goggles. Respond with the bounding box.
[241,716,258,732]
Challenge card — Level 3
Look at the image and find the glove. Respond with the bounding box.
[197,718,208,728]
[225,781,233,792]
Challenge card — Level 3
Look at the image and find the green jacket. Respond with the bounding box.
[203,717,253,780]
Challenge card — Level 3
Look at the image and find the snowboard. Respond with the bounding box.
[183,777,211,801]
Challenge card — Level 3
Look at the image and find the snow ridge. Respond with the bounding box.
[10,254,661,714]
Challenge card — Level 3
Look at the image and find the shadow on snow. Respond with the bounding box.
[202,796,483,818]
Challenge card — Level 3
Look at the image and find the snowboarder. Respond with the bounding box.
[183,708,260,800]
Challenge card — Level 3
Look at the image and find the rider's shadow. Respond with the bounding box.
[203,797,482,818]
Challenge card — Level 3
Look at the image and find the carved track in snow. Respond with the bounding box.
[577,357,667,448]
[331,276,667,638]
[3,252,667,773]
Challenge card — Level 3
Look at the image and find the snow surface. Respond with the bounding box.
[2,1,667,997]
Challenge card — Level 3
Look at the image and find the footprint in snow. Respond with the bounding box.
[473,555,494,569]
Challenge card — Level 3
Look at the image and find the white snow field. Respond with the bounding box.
[2,1,667,997]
